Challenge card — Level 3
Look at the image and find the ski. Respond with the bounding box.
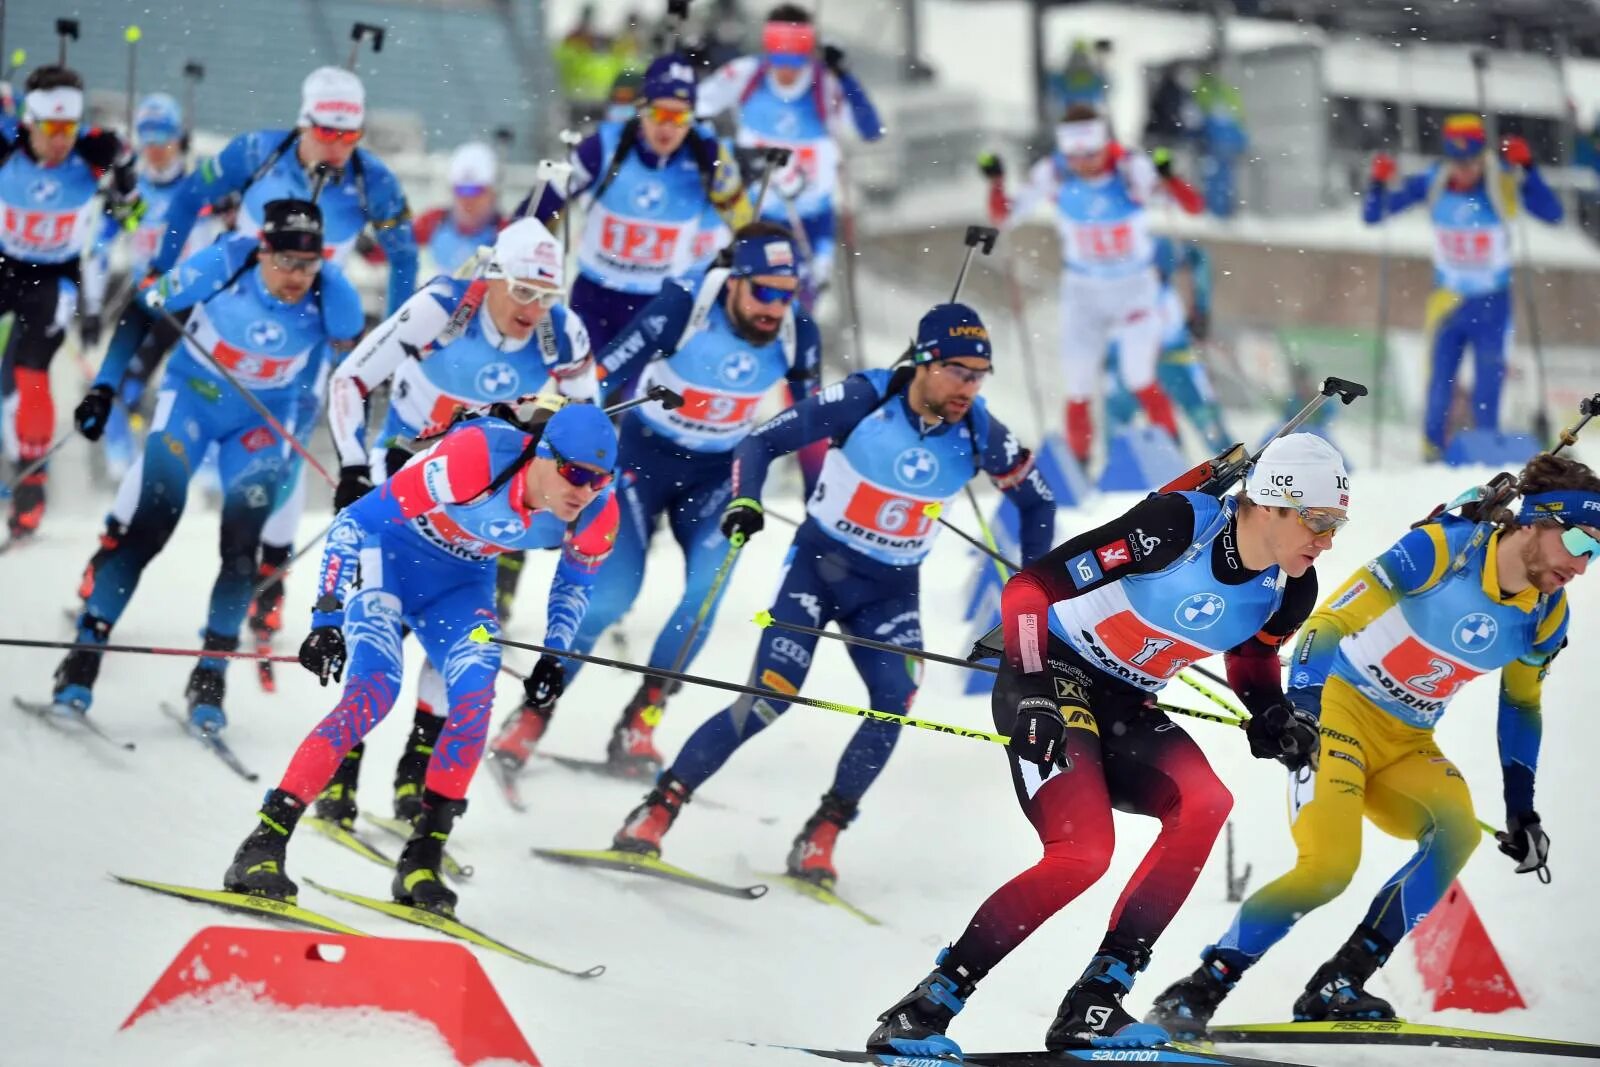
[763,873,883,925]
[14,696,137,751]
[361,810,474,880]
[541,751,657,782]
[113,874,368,937]
[302,878,604,978]
[485,752,528,812]
[534,846,768,900]
[771,1042,1311,1066]
[158,702,259,781]
[1205,1020,1600,1059]
[303,816,395,869]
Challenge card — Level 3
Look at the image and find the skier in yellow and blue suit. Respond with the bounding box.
[1363,115,1561,458]
[1149,450,1597,1032]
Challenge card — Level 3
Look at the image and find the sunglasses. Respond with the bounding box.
[639,103,694,128]
[269,252,323,275]
[933,361,992,385]
[1560,524,1600,562]
[308,125,362,145]
[1295,506,1349,536]
[548,445,614,490]
[507,281,561,308]
[747,281,797,305]
[35,119,79,138]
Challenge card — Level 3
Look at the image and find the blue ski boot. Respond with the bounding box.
[185,632,237,733]
[1047,936,1170,1049]
[866,949,978,1058]
[1293,926,1395,1021]
[51,614,111,713]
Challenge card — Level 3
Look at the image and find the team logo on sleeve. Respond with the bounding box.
[894,447,939,488]
[1452,613,1498,653]
[1066,551,1102,588]
[1095,541,1132,569]
[1175,591,1226,630]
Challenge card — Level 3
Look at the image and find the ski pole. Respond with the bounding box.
[663,0,692,54]
[123,25,141,141]
[923,502,1018,572]
[147,304,338,488]
[0,635,298,664]
[751,146,794,217]
[246,518,333,603]
[999,252,1048,442]
[535,157,577,256]
[54,17,78,65]
[835,155,867,364]
[182,61,204,137]
[472,626,1010,745]
[964,483,1013,585]
[0,435,75,500]
[556,130,582,253]
[665,534,745,676]
[951,225,998,302]
[345,22,385,72]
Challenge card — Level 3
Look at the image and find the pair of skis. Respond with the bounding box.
[303,809,473,882]
[11,695,260,780]
[780,1016,1600,1063]
[114,874,603,979]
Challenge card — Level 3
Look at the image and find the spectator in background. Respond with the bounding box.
[688,0,752,73]
[413,142,507,276]
[605,69,646,124]
[1193,71,1249,217]
[1143,62,1193,152]
[556,4,638,129]
[1048,39,1111,116]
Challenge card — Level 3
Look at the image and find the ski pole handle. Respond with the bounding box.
[1555,393,1600,454]
[751,146,794,216]
[346,21,386,69]
[1255,376,1368,460]
[950,225,999,302]
[604,385,684,418]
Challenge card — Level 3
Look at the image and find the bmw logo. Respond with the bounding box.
[632,180,665,214]
[720,350,759,386]
[485,518,523,540]
[1452,612,1498,653]
[894,447,939,489]
[475,362,520,399]
[27,177,61,203]
[245,319,286,350]
[1175,592,1226,630]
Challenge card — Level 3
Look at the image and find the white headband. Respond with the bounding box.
[1055,119,1109,157]
[24,86,84,124]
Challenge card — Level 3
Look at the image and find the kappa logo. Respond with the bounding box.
[475,362,520,398]
[1176,591,1226,630]
[631,179,666,213]
[1453,612,1498,653]
[245,319,287,350]
[788,592,823,625]
[895,447,940,488]
[720,350,759,386]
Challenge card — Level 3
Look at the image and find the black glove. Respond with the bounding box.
[1245,698,1320,772]
[74,385,116,442]
[334,464,374,511]
[299,626,347,687]
[1009,694,1068,771]
[978,151,1005,180]
[79,314,103,350]
[523,654,566,709]
[823,44,847,75]
[1187,307,1211,342]
[1152,146,1175,179]
[1496,810,1551,881]
[720,496,764,544]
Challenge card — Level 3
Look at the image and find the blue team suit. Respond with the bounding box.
[570,269,821,681]
[65,235,365,701]
[1363,162,1561,452]
[668,367,1055,804]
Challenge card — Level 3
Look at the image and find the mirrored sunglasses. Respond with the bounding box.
[747,281,797,305]
[1560,524,1600,562]
[548,445,614,490]
[1296,506,1349,536]
[308,125,362,145]
[933,361,992,385]
[639,103,693,128]
[35,119,79,138]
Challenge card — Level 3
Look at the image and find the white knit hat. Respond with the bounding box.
[488,218,563,288]
[299,67,365,131]
[449,142,498,191]
[1245,433,1350,511]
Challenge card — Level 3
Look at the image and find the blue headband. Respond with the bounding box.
[729,235,799,278]
[1520,490,1600,525]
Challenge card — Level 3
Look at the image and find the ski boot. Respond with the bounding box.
[52,614,111,713]
[487,699,553,772]
[1145,949,1246,1039]
[1292,926,1395,1021]
[224,789,307,902]
[1046,935,1170,1049]
[314,743,364,829]
[785,791,858,889]
[6,469,46,542]
[866,949,978,1057]
[76,519,126,603]
[185,632,238,733]
[605,678,673,777]
[612,772,691,857]
[392,789,467,916]
[393,706,445,821]
[248,546,288,645]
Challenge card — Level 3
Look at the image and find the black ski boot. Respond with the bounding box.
[224,789,307,902]
[392,707,445,821]
[393,789,467,915]
[1046,935,1170,1049]
[314,743,364,829]
[1146,949,1246,1039]
[1293,926,1395,1021]
[184,632,238,733]
[785,791,858,888]
[866,949,979,1058]
[52,614,111,713]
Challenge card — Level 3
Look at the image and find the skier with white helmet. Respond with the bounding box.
[413,141,507,276]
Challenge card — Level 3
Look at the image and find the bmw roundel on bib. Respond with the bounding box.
[1176,591,1226,631]
[1452,612,1498,653]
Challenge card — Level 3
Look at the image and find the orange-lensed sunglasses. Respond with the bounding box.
[639,104,693,128]
[308,125,362,145]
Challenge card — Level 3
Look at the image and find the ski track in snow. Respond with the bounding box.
[7,446,1599,1066]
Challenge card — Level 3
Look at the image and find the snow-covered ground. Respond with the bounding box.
[5,418,1598,1066]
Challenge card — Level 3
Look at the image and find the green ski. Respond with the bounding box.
[534,846,768,900]
[114,874,368,937]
